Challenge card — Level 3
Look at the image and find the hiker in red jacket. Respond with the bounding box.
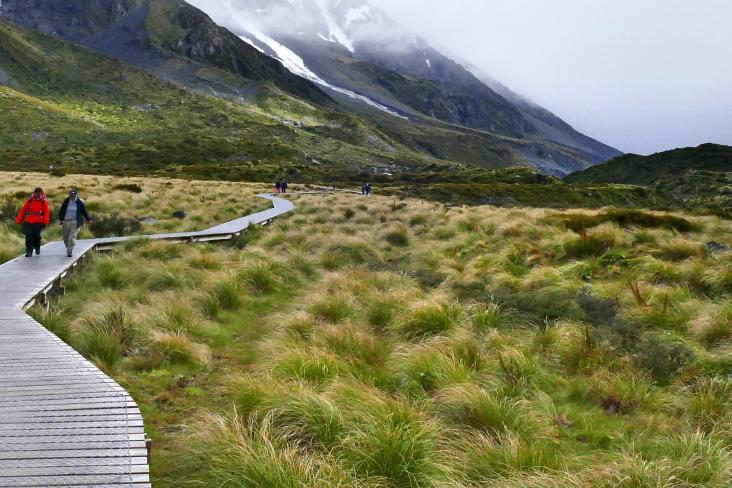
[16,187,50,257]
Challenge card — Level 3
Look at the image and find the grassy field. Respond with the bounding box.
[0,172,273,263]
[2,173,731,486]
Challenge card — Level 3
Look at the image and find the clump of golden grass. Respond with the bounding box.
[6,174,730,487]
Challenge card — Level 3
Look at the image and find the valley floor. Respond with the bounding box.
[2,172,731,487]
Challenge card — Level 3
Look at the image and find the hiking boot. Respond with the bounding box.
[25,252,32,258]
[35,248,41,256]
[67,252,73,258]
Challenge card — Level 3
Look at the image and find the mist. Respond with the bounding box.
[188,0,732,155]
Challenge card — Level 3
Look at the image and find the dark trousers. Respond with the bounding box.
[23,223,44,253]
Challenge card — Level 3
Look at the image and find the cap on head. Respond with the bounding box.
[33,187,43,194]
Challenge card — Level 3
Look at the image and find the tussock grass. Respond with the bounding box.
[12,179,731,486]
[395,300,462,339]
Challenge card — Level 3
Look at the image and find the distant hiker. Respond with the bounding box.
[281,180,289,193]
[16,187,50,257]
[366,183,372,196]
[361,184,367,196]
[59,190,92,257]
[275,181,282,194]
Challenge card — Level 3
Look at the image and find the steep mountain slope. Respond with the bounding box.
[0,0,332,104]
[202,0,621,173]
[567,144,732,213]
[0,18,481,181]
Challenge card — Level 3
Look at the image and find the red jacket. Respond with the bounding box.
[16,194,50,225]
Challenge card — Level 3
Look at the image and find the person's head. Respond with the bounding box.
[33,187,43,199]
[68,190,78,201]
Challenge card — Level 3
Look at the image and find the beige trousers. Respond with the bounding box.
[62,221,80,255]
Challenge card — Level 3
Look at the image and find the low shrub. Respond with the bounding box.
[564,236,614,259]
[383,227,410,247]
[112,183,143,193]
[90,213,142,237]
[633,333,695,382]
[558,209,701,234]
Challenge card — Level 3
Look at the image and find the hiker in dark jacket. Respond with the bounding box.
[59,190,92,257]
[15,187,50,257]
[275,181,282,194]
[281,180,289,193]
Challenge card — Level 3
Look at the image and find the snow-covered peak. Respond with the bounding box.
[314,0,354,52]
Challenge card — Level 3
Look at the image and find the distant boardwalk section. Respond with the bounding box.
[0,194,296,486]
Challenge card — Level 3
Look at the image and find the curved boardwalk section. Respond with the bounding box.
[0,194,295,487]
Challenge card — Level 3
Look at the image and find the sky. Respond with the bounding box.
[367,0,732,154]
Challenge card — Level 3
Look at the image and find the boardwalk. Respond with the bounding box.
[0,194,296,487]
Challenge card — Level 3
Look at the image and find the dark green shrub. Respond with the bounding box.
[384,228,410,247]
[564,236,613,259]
[0,198,19,223]
[557,210,701,234]
[90,213,142,237]
[577,291,618,326]
[633,334,695,382]
[112,183,143,193]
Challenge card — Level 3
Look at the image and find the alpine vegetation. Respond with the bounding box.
[10,172,731,487]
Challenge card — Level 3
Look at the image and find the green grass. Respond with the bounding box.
[12,181,731,487]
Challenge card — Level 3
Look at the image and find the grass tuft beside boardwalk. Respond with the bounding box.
[1,173,729,487]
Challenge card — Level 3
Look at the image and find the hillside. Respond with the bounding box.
[1,0,622,176]
[2,16,597,182]
[204,0,622,174]
[567,144,732,215]
[1,18,518,182]
[0,0,332,104]
[2,172,730,487]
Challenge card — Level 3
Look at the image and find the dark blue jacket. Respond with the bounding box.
[59,198,92,228]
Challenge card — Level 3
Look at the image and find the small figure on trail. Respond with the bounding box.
[366,183,372,196]
[281,180,289,193]
[275,181,282,194]
[361,184,367,196]
[16,187,50,258]
[59,190,92,258]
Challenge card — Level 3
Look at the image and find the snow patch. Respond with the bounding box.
[426,59,431,69]
[240,36,265,53]
[317,32,334,42]
[239,30,404,118]
[314,0,354,53]
[345,5,373,27]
